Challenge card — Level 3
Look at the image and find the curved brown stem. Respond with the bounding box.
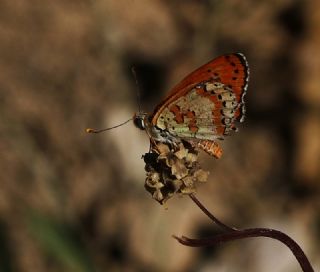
[173,194,314,272]
[189,193,237,232]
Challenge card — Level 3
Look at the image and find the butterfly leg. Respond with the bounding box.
[148,140,153,153]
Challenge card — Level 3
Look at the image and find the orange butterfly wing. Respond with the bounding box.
[149,53,249,159]
[151,53,249,125]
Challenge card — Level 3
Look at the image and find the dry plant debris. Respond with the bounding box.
[143,140,209,204]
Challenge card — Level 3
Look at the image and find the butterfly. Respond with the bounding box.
[132,53,249,159]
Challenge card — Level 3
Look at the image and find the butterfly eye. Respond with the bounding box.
[133,115,145,130]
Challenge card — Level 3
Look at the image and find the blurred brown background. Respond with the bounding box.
[1,1,320,271]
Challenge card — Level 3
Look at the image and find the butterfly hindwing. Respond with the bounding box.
[152,53,249,124]
[154,80,241,141]
[152,53,249,141]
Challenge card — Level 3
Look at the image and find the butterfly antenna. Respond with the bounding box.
[131,66,142,113]
[86,117,133,134]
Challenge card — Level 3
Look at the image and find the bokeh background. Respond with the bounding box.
[1,1,320,271]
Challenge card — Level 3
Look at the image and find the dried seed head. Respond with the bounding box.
[143,140,209,204]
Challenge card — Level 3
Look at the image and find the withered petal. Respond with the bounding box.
[180,186,196,194]
[174,144,188,159]
[194,169,209,182]
[186,153,198,163]
[171,159,189,179]
[153,190,164,202]
[182,176,194,187]
[172,179,183,191]
[156,143,171,155]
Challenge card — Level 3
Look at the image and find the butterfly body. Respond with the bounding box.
[133,53,249,159]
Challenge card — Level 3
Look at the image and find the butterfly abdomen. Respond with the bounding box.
[197,140,223,159]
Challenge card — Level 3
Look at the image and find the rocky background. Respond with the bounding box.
[0,1,319,271]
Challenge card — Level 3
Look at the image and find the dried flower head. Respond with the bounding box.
[143,140,209,204]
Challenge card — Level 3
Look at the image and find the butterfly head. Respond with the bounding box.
[133,112,149,130]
